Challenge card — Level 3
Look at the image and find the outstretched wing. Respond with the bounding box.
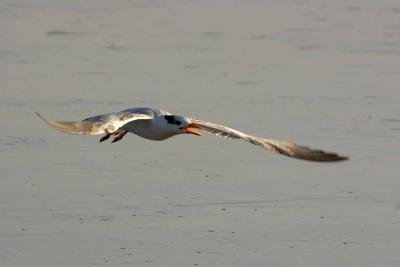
[36,111,153,135]
[188,118,348,162]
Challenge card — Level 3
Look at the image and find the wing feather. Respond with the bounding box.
[189,118,348,162]
[36,111,153,135]
[188,118,246,139]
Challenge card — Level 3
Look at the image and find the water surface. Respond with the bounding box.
[1,0,400,266]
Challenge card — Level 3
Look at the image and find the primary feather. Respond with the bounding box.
[189,118,348,162]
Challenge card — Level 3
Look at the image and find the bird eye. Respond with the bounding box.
[175,120,181,125]
[164,115,175,124]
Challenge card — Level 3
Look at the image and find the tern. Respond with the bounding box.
[35,107,348,162]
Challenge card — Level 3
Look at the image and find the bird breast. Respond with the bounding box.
[122,120,175,141]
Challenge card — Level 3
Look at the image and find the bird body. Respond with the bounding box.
[36,107,348,162]
[110,107,177,140]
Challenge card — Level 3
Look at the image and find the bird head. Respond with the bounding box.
[163,115,202,136]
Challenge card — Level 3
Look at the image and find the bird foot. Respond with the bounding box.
[99,133,111,143]
[111,130,128,143]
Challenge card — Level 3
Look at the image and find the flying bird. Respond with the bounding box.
[35,107,348,162]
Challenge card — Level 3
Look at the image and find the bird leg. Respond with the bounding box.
[99,132,111,143]
[111,130,128,143]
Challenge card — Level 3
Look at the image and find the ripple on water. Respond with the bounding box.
[47,30,86,36]
[0,100,25,107]
[38,98,126,107]
[380,118,400,123]
[201,31,224,39]
[251,34,276,40]
[0,135,46,152]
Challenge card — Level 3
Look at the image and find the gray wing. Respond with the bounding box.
[189,118,348,162]
[36,111,153,135]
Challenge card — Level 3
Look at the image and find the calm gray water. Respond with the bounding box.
[1,0,400,266]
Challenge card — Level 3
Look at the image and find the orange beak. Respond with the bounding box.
[180,123,202,136]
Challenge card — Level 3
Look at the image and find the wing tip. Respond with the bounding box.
[333,155,349,162]
[34,111,81,135]
[35,111,57,126]
[35,111,49,123]
[320,154,349,162]
[298,152,349,163]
